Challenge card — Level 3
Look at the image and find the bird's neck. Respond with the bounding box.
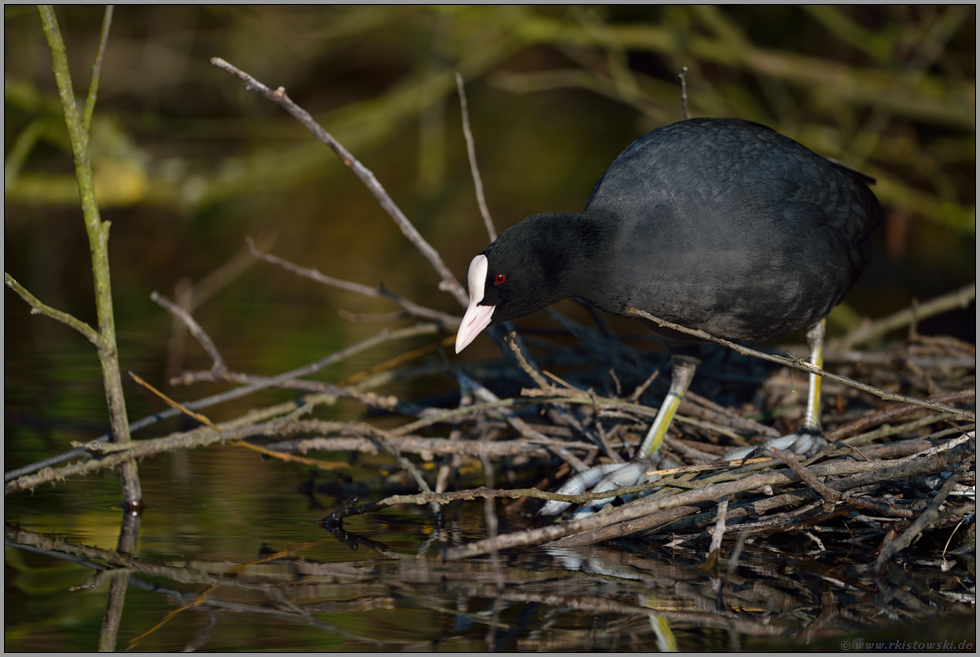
[520,210,617,299]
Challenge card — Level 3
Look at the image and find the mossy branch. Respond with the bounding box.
[34,5,140,505]
[4,273,102,347]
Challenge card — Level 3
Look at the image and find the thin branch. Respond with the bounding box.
[826,388,974,441]
[874,469,965,571]
[81,5,113,134]
[503,330,553,391]
[455,72,496,241]
[678,66,690,119]
[5,273,102,347]
[707,495,729,556]
[444,468,808,559]
[246,237,461,326]
[151,291,228,375]
[35,5,138,505]
[833,282,976,351]
[211,57,468,307]
[5,323,440,484]
[625,306,975,422]
[772,448,841,504]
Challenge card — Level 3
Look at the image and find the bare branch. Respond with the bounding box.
[456,72,496,241]
[832,282,976,351]
[874,467,966,571]
[678,65,691,119]
[151,291,228,375]
[81,5,113,134]
[625,306,975,422]
[246,237,461,327]
[5,273,102,347]
[211,57,468,307]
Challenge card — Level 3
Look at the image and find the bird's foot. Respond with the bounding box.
[723,427,827,461]
[539,457,664,518]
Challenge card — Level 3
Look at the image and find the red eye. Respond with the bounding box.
[494,274,506,284]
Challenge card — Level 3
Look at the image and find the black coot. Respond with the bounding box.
[455,118,881,502]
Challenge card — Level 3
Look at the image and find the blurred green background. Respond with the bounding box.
[5,5,976,465]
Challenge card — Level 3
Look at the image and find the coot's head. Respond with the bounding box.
[455,214,583,353]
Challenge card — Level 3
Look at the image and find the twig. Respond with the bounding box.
[772,448,841,504]
[455,72,496,241]
[833,282,976,351]
[151,292,228,375]
[268,435,559,460]
[129,372,217,429]
[339,339,445,386]
[628,366,663,403]
[166,237,273,378]
[81,5,113,134]
[874,470,965,571]
[708,495,728,555]
[678,66,690,120]
[504,331,553,391]
[683,390,781,438]
[626,306,975,422]
[4,273,102,347]
[211,57,468,307]
[328,479,673,522]
[4,323,439,484]
[445,469,807,559]
[5,409,303,494]
[130,372,348,471]
[826,388,974,441]
[246,237,460,326]
[458,372,592,473]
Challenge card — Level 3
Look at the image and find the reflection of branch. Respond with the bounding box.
[211,57,468,307]
[5,524,411,648]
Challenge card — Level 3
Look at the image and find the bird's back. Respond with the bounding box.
[581,118,881,341]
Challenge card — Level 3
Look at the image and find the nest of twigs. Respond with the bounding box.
[297,297,976,568]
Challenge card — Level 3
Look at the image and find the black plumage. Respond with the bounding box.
[455,118,882,513]
[457,118,880,352]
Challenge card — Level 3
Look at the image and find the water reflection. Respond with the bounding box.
[6,495,974,651]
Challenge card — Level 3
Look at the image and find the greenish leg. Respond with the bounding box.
[803,319,826,432]
[639,356,698,457]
